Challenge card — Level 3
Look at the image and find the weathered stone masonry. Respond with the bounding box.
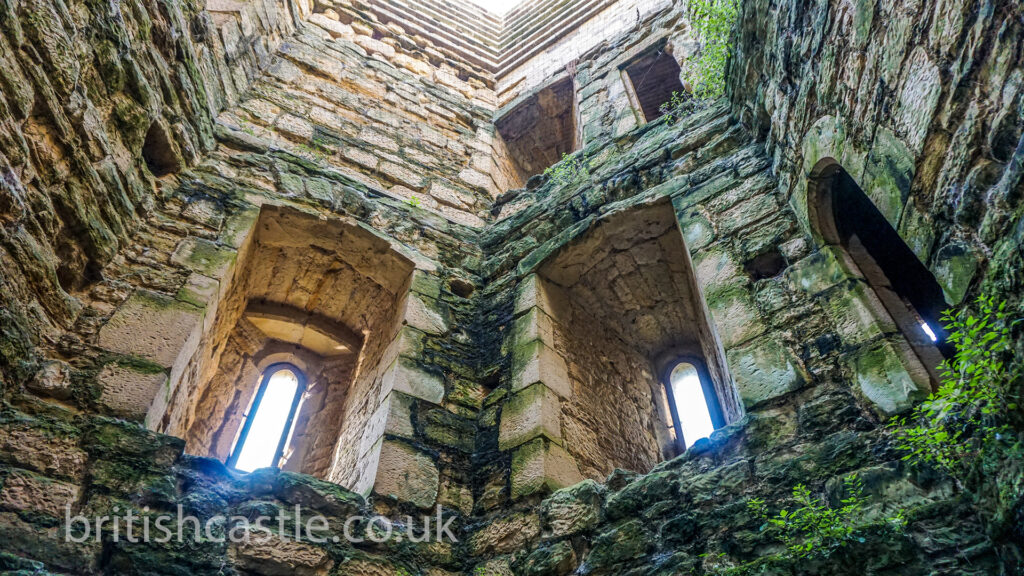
[0,0,1022,574]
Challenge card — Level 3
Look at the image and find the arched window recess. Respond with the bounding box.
[808,160,953,386]
[227,363,307,473]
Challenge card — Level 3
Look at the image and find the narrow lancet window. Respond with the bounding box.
[663,360,724,449]
[228,364,306,473]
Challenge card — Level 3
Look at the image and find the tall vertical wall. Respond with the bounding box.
[0,0,1021,574]
[729,0,1024,314]
[0,0,304,391]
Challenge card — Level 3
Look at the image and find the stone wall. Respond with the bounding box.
[0,0,1022,572]
[0,0,303,396]
[218,10,517,225]
[729,0,1024,316]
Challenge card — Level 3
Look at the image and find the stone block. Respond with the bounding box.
[373,440,439,509]
[824,280,896,348]
[785,246,858,295]
[539,479,603,538]
[98,363,168,421]
[727,336,808,408]
[0,511,100,573]
[170,237,237,279]
[438,476,474,516]
[510,438,583,500]
[511,306,556,348]
[498,383,561,451]
[402,292,448,335]
[861,127,915,228]
[308,13,353,39]
[26,360,73,400]
[380,357,444,404]
[176,273,220,309]
[512,340,571,399]
[468,511,540,555]
[850,338,931,417]
[932,240,980,305]
[704,286,766,348]
[230,535,334,576]
[692,247,746,290]
[0,469,80,518]
[97,290,204,368]
[0,424,87,481]
[350,437,383,497]
[675,207,715,251]
[359,391,415,458]
[220,205,260,249]
[379,326,426,374]
[514,274,562,317]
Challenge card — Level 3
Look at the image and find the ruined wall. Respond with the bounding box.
[729,0,1024,314]
[0,0,1022,572]
[219,12,512,225]
[0,0,302,394]
[495,0,676,105]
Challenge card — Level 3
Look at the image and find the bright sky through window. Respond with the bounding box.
[670,362,715,448]
[466,0,520,16]
[233,368,299,472]
[921,322,938,342]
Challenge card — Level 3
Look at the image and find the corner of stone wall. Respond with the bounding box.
[496,273,584,500]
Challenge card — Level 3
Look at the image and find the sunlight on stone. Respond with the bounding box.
[467,0,520,16]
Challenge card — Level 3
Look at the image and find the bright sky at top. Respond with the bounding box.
[465,0,521,16]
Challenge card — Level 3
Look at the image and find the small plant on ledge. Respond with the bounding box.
[747,474,906,560]
[543,152,589,186]
[407,195,421,207]
[659,90,698,124]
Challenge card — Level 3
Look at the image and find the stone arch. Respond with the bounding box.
[807,157,949,392]
[94,204,453,495]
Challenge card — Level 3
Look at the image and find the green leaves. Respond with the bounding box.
[888,295,1021,483]
[543,152,589,187]
[682,0,739,99]
[658,90,695,124]
[747,474,905,560]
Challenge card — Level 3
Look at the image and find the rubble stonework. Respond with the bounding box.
[0,0,1021,573]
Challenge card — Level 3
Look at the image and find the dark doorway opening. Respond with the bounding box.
[813,163,954,386]
[495,77,577,183]
[623,50,685,122]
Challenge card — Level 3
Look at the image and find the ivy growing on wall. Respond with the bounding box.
[683,0,740,99]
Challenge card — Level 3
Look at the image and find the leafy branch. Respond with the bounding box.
[889,296,1022,484]
[659,90,697,124]
[683,0,739,99]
